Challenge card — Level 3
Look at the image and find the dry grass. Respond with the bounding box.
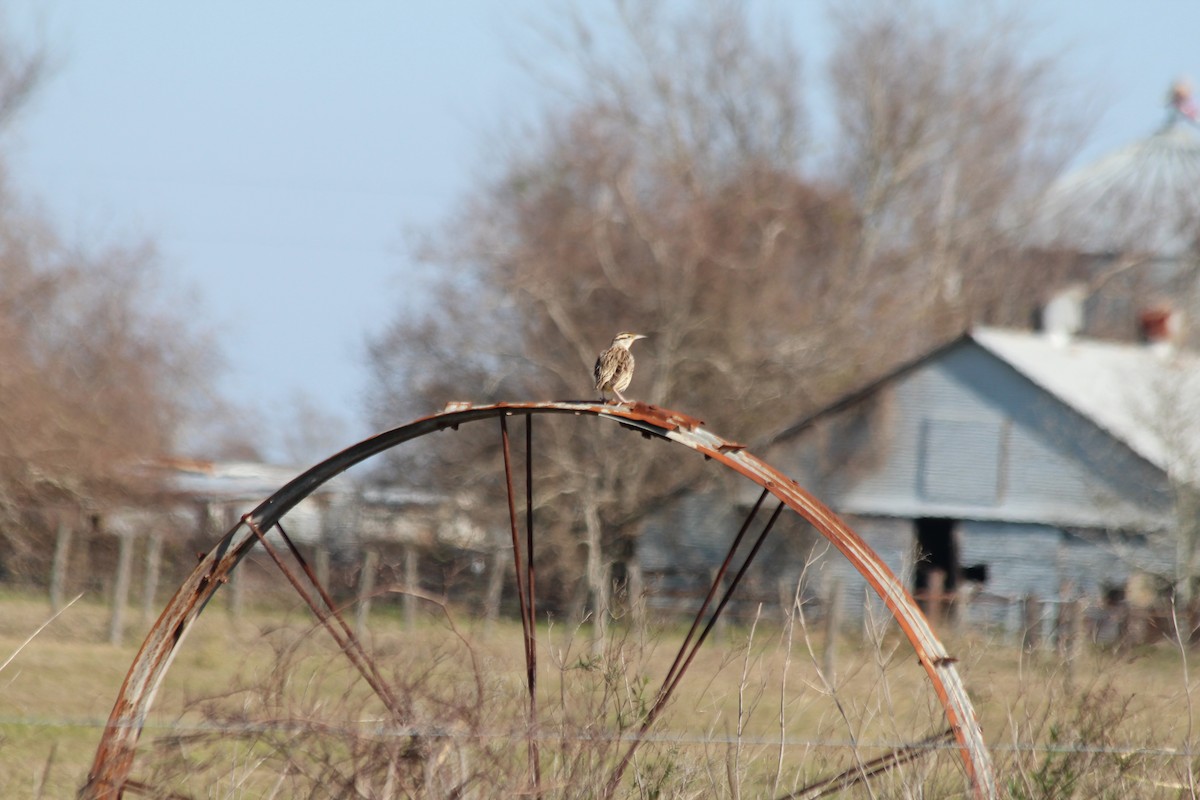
[2,587,1199,798]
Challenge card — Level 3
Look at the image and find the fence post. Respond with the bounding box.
[109,531,136,646]
[224,506,244,623]
[357,548,379,638]
[927,569,946,630]
[626,559,645,640]
[823,578,842,686]
[140,532,163,627]
[1022,592,1041,654]
[49,519,72,613]
[315,545,331,595]
[710,567,727,640]
[403,544,418,629]
[1057,595,1081,692]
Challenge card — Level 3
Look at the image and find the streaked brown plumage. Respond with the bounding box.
[594,331,646,404]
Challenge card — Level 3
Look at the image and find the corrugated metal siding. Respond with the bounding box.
[828,342,1172,529]
[756,338,1183,622]
[959,521,1063,599]
[918,417,1004,505]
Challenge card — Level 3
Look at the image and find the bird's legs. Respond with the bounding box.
[596,386,627,404]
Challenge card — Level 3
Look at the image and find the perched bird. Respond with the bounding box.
[594,332,647,404]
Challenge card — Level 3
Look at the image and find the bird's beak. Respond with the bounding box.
[635,334,648,340]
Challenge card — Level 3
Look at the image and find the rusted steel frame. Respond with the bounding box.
[644,414,996,799]
[82,522,259,799]
[524,414,541,787]
[82,401,993,800]
[272,520,359,643]
[779,727,956,800]
[658,487,770,701]
[243,517,404,720]
[85,407,553,799]
[499,416,532,659]
[661,503,785,706]
[604,501,785,799]
[499,415,540,790]
[271,519,397,704]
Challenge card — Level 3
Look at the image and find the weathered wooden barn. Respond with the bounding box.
[759,327,1200,627]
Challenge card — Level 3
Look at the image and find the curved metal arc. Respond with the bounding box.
[652,422,996,798]
[81,401,995,800]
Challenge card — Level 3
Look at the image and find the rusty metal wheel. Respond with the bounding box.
[80,401,996,799]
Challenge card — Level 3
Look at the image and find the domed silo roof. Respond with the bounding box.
[1030,81,1200,258]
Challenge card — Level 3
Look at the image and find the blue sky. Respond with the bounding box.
[4,1,1198,461]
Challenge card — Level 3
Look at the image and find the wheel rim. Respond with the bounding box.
[80,400,995,799]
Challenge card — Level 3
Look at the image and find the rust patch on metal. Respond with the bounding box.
[629,402,704,431]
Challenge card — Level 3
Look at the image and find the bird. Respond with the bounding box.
[594,331,647,404]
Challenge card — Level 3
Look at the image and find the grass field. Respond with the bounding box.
[2,588,1198,798]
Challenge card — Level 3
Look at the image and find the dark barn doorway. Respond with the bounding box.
[914,517,958,620]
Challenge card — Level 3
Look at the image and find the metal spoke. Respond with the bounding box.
[500,414,541,790]
[524,414,542,791]
[778,728,955,800]
[243,517,404,722]
[604,500,786,799]
[660,487,770,698]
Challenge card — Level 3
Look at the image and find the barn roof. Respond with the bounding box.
[772,327,1200,482]
[973,328,1200,477]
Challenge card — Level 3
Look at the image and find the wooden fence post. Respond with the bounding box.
[484,547,506,626]
[710,567,727,641]
[823,578,842,686]
[315,546,331,595]
[49,520,72,613]
[140,532,163,627]
[927,569,946,630]
[626,559,645,641]
[1057,595,1081,692]
[223,506,244,623]
[357,548,379,638]
[1022,593,1041,654]
[403,544,418,629]
[109,531,136,646]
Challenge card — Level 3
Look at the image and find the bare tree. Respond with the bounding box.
[0,33,219,579]
[828,0,1087,345]
[368,0,865,632]
[0,219,216,566]
[367,0,1084,631]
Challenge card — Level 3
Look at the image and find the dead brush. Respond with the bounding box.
[129,577,990,799]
